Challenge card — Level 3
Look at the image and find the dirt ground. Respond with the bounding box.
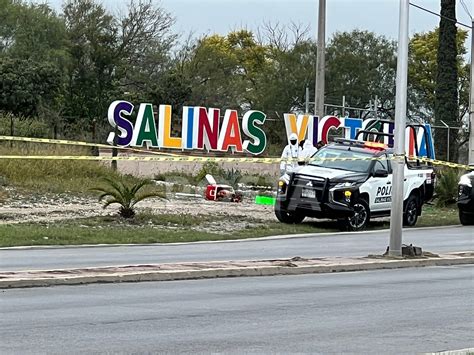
[0,187,277,225]
[98,150,280,178]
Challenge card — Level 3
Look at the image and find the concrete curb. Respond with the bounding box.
[1,252,473,289]
[0,225,463,250]
[424,348,474,355]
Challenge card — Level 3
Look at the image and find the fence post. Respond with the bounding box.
[447,126,450,162]
[440,120,450,162]
[9,115,14,148]
[305,86,310,114]
[111,126,118,171]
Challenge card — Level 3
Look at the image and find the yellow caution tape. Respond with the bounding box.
[0,155,281,164]
[0,154,470,169]
[0,135,181,157]
[409,156,470,169]
[0,135,470,169]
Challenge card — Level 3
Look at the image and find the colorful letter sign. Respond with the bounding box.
[106,100,435,159]
[106,101,267,155]
[284,114,435,159]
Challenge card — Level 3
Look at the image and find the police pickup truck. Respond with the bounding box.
[275,136,435,231]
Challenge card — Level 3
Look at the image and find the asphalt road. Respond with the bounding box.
[1,226,473,271]
[1,266,472,354]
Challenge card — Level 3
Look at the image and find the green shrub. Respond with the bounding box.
[155,171,195,184]
[435,168,460,207]
[154,173,167,181]
[171,183,184,193]
[92,177,165,218]
[256,175,273,187]
[222,167,242,188]
[0,113,50,138]
[195,162,225,183]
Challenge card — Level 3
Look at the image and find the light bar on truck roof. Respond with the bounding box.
[364,141,387,150]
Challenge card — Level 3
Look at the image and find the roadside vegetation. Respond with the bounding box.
[0,204,459,247]
[434,167,461,207]
[0,144,462,248]
[92,177,166,218]
[0,147,273,195]
[0,143,136,193]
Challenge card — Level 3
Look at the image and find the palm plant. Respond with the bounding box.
[92,177,165,218]
[223,167,243,188]
[435,168,459,207]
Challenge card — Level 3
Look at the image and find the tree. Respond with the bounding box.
[4,2,68,63]
[252,23,316,116]
[434,0,459,161]
[180,33,243,109]
[408,28,468,125]
[116,0,176,94]
[325,30,397,118]
[0,57,62,116]
[0,1,68,121]
[147,71,192,110]
[0,0,20,54]
[63,0,176,139]
[63,0,118,130]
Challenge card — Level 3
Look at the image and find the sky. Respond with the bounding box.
[44,0,474,43]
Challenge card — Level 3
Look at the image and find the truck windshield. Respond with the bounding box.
[310,147,374,172]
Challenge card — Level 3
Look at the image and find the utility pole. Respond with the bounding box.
[314,0,326,118]
[469,7,474,165]
[305,85,310,114]
[389,0,410,257]
[342,95,346,117]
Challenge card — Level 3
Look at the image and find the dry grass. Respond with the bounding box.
[0,142,138,194]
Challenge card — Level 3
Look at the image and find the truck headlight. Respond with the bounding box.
[459,175,472,187]
[278,179,287,194]
[344,190,352,202]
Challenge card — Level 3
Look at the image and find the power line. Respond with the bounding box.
[409,2,472,29]
[460,0,472,20]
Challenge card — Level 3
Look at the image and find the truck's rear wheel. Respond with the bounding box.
[403,194,419,227]
[275,204,305,224]
[459,211,474,225]
[345,198,370,231]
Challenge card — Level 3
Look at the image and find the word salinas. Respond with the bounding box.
[106,100,267,155]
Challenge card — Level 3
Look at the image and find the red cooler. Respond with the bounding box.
[206,185,217,200]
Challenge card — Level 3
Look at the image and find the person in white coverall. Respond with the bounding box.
[299,139,318,162]
[280,133,301,175]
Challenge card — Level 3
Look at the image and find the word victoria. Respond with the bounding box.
[284,114,435,158]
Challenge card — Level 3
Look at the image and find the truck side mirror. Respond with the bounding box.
[373,169,389,178]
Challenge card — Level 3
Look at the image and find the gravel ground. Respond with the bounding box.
[0,187,277,226]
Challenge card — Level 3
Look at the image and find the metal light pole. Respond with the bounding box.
[314,0,326,118]
[469,9,474,165]
[389,0,410,257]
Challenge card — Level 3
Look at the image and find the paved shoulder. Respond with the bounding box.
[0,226,473,271]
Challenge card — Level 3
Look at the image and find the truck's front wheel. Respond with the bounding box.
[275,203,305,224]
[345,198,370,231]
